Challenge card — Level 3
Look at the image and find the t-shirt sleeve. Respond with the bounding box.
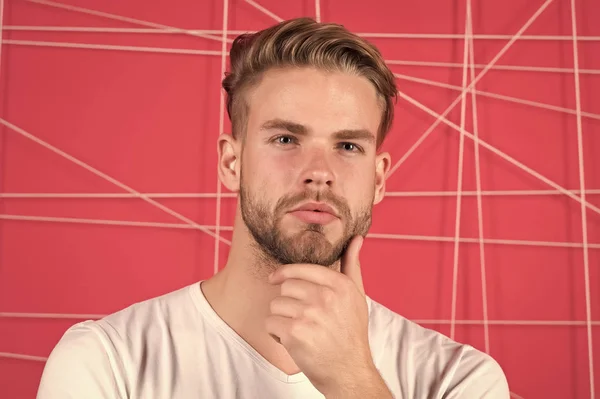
[443,349,510,398]
[37,321,125,399]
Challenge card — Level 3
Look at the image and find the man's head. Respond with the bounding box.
[218,18,397,267]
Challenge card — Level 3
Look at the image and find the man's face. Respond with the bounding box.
[238,67,388,267]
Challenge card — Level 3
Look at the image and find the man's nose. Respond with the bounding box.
[300,150,334,189]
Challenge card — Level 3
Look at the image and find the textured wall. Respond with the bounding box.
[0,0,599,398]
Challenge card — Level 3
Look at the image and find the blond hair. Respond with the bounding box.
[222,17,397,147]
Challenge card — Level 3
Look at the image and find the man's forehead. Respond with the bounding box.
[248,67,378,104]
[246,70,381,130]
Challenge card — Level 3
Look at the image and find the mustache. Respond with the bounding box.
[275,190,351,219]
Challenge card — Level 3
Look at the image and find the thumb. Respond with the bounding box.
[341,235,365,295]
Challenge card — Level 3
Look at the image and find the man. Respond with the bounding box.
[37,18,509,398]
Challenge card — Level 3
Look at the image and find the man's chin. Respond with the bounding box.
[285,236,343,266]
[289,228,336,246]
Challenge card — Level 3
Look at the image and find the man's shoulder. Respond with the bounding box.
[367,296,457,350]
[98,283,197,333]
[52,283,198,357]
[368,296,479,353]
[38,283,201,398]
[367,297,509,396]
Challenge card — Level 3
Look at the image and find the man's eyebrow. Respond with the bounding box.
[260,118,375,143]
[260,119,308,135]
[333,129,376,143]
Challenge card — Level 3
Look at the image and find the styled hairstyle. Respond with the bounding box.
[222,17,398,148]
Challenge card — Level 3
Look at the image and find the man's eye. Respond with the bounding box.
[340,142,362,152]
[276,136,296,145]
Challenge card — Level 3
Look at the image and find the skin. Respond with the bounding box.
[201,66,393,398]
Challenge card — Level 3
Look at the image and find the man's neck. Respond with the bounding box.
[200,212,302,375]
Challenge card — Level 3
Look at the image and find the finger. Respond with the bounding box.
[269,263,341,288]
[265,314,294,346]
[270,296,305,319]
[279,278,321,302]
[340,235,365,294]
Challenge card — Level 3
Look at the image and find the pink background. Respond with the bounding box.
[1,0,599,398]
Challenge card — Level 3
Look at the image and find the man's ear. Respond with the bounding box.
[373,151,391,205]
[217,133,241,192]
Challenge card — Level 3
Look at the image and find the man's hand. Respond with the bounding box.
[266,235,392,398]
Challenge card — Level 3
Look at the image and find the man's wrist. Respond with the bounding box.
[324,365,394,399]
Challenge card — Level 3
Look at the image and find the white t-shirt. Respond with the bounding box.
[37,282,509,398]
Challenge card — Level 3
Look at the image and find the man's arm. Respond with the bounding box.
[37,321,123,399]
[334,351,508,399]
[322,364,395,399]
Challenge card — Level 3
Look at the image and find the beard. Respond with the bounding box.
[239,176,373,268]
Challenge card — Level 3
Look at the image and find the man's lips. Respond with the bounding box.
[290,202,338,216]
[288,202,339,225]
